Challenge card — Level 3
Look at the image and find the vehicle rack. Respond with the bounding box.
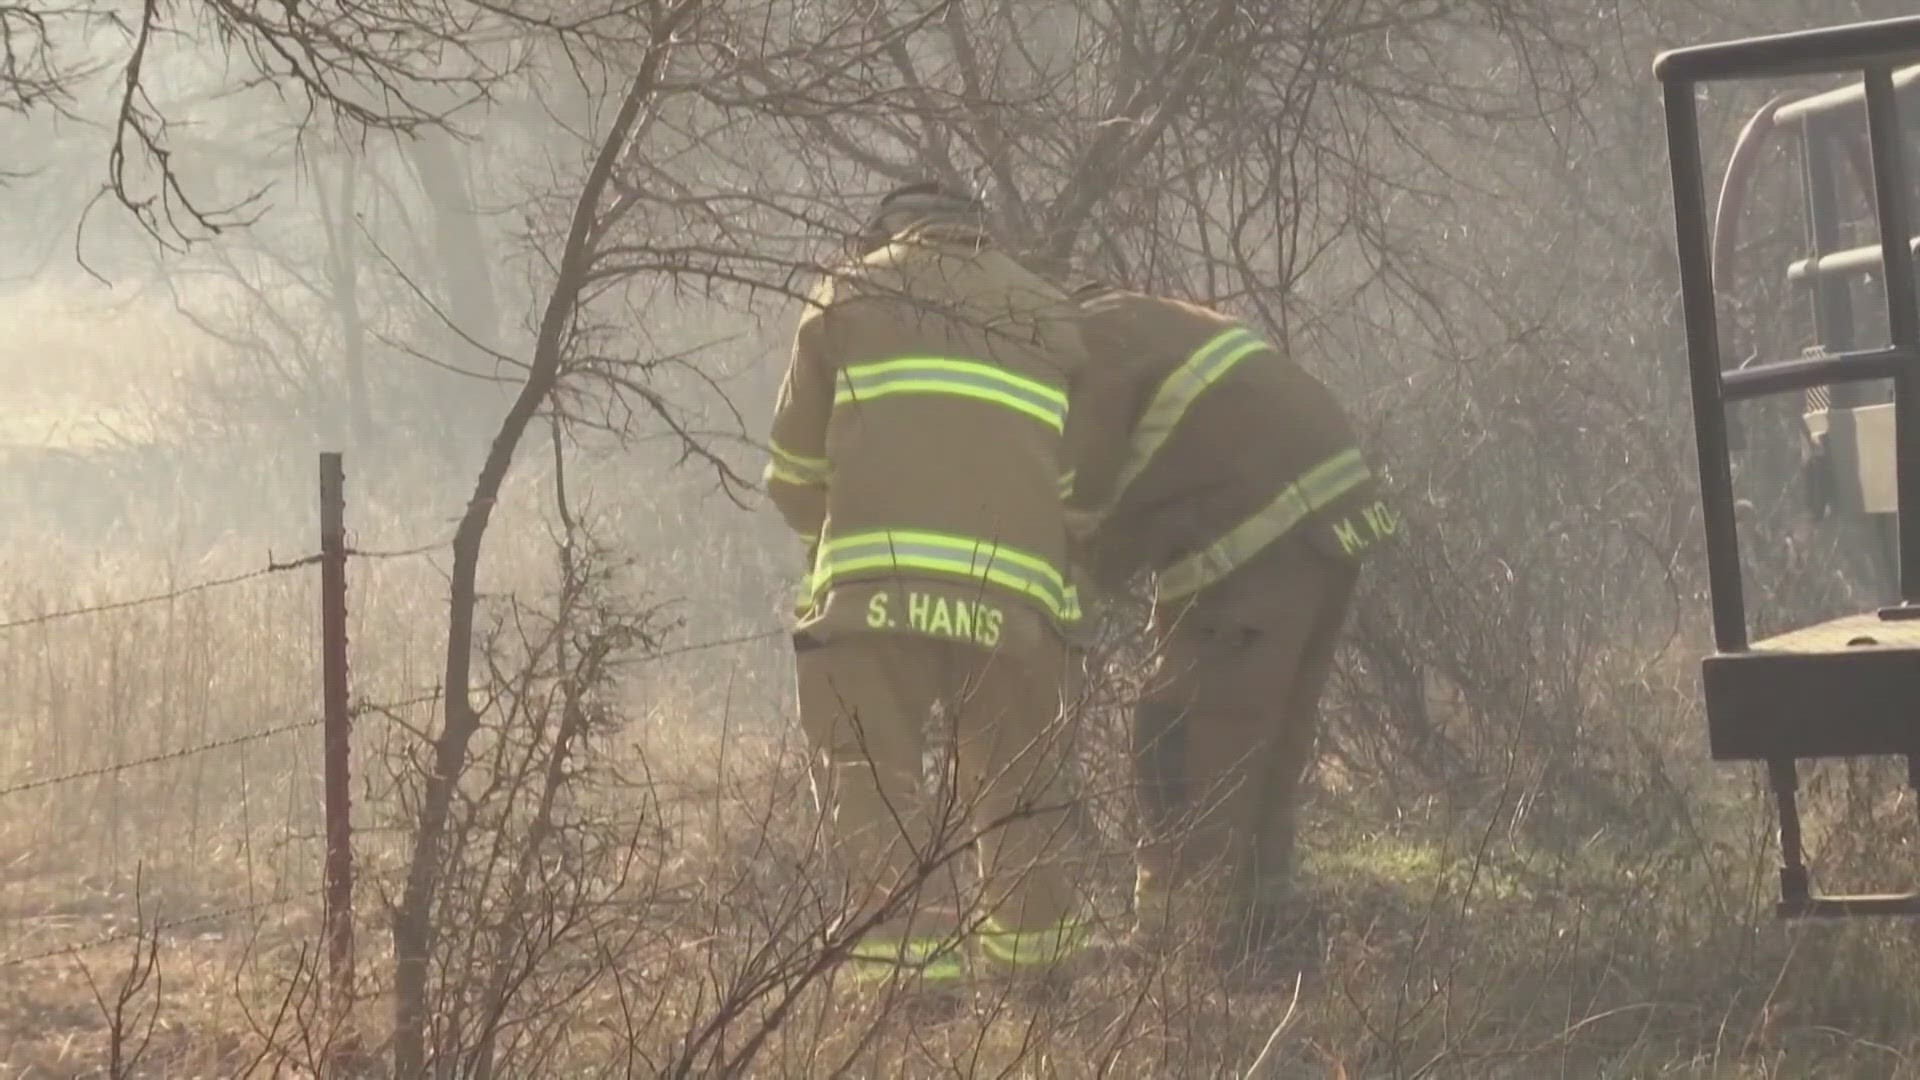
[1657,15,1920,917]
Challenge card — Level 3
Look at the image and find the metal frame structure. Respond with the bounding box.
[1781,67,1920,581]
[1657,15,1920,918]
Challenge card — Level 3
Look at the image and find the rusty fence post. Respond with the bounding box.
[319,452,355,1008]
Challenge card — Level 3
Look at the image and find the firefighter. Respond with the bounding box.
[1063,280,1394,964]
[761,182,1096,992]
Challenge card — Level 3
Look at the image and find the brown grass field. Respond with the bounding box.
[10,285,1920,1078]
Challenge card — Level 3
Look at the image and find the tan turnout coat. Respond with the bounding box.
[765,224,1094,647]
[1066,287,1389,599]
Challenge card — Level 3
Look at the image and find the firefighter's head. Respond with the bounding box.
[856,181,987,252]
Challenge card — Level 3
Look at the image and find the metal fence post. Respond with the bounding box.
[319,452,355,1007]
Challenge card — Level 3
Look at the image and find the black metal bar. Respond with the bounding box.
[1654,15,1920,84]
[1721,346,1903,401]
[1797,113,1906,587]
[1863,67,1920,604]
[1801,118,1863,364]
[1769,759,1811,905]
[1787,236,1920,286]
[1909,759,1920,861]
[1823,89,1911,595]
[1777,63,1920,126]
[1772,756,1920,919]
[1780,893,1920,918]
[1665,80,1749,652]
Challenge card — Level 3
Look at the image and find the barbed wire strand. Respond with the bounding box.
[0,691,439,799]
[0,719,322,798]
[1,889,326,968]
[346,541,443,562]
[0,554,323,632]
[0,542,440,633]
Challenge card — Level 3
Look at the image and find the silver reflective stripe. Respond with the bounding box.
[811,529,1079,623]
[820,538,1067,615]
[766,441,830,488]
[1158,448,1372,599]
[1110,326,1266,500]
[835,357,1069,432]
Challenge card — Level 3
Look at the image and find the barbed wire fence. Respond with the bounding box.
[0,451,436,1010]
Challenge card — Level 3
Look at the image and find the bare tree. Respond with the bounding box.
[25,0,1920,1074]
[389,15,687,1071]
[384,0,859,1067]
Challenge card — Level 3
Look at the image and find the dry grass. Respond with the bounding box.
[7,552,1920,1079]
[10,294,1920,1079]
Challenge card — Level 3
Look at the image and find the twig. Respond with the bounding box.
[1242,971,1305,1079]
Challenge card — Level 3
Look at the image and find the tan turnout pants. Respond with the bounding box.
[1132,531,1361,947]
[794,616,1086,982]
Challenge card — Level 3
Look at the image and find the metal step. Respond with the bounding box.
[1779,891,1920,918]
[1704,609,1920,762]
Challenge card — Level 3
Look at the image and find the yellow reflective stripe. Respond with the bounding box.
[976,916,1091,968]
[823,528,1061,583]
[847,934,966,983]
[1158,448,1372,599]
[813,529,1080,624]
[764,460,822,489]
[1111,326,1266,500]
[767,441,829,486]
[772,442,829,475]
[1057,469,1076,498]
[851,935,957,962]
[842,358,1068,410]
[834,357,1069,433]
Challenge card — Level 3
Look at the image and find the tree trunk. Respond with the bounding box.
[407,130,504,471]
[389,36,685,1075]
